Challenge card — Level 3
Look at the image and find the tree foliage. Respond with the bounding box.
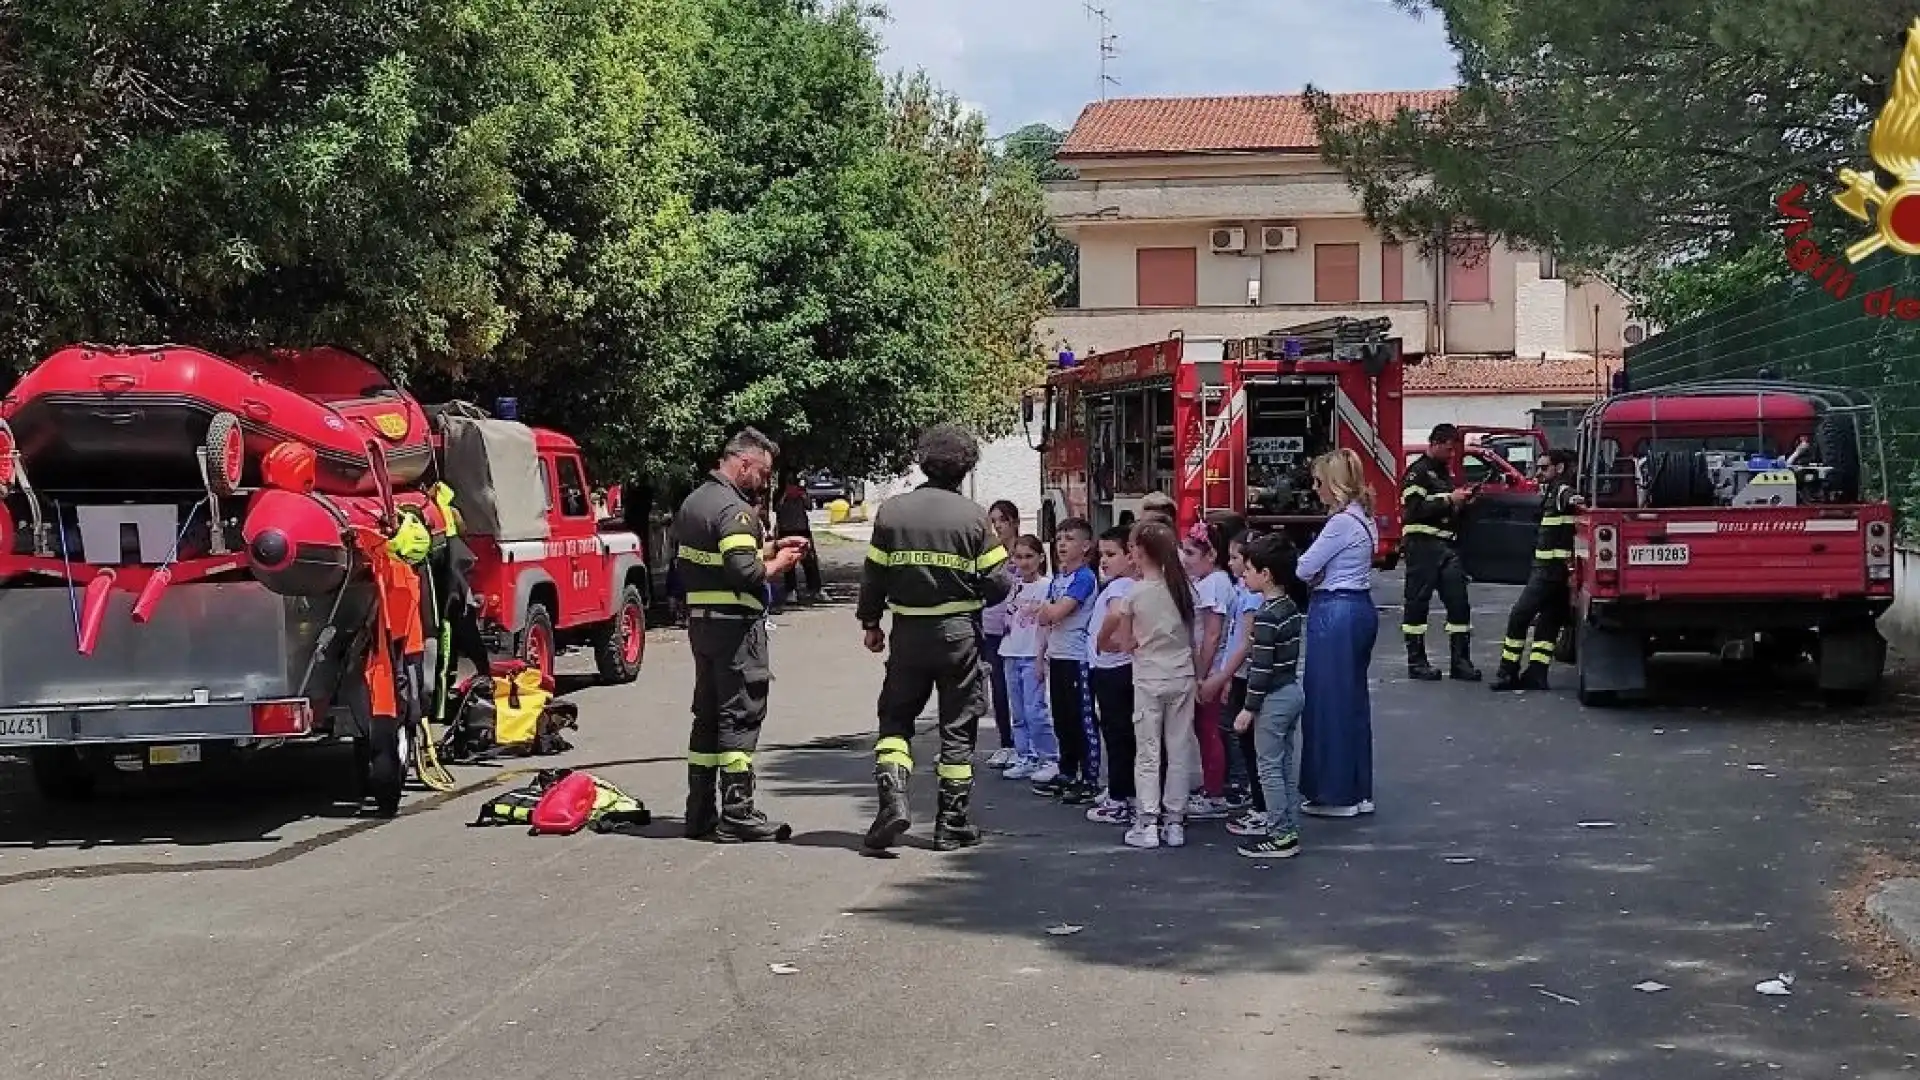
[0,0,1055,484]
[1309,0,1920,321]
[1002,122,1079,308]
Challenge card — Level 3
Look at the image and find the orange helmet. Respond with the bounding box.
[262,441,317,493]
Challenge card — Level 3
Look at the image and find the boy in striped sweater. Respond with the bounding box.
[1232,533,1306,859]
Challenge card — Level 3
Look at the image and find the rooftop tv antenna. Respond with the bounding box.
[1084,3,1120,100]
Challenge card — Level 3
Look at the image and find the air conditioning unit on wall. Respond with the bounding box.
[1622,320,1651,347]
[1209,227,1247,254]
[1261,225,1298,252]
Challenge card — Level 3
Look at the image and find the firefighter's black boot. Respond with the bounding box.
[1405,635,1443,681]
[715,769,791,843]
[1489,657,1523,692]
[933,776,982,852]
[863,763,912,852]
[684,764,719,839]
[1448,632,1482,682]
[1517,660,1550,691]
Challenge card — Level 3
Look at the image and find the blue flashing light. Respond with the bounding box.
[1057,350,1078,368]
[496,396,520,420]
[1282,337,1304,359]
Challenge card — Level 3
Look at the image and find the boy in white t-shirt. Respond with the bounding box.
[1085,525,1137,825]
[998,536,1061,779]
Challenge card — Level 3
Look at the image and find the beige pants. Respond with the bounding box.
[1132,678,1199,823]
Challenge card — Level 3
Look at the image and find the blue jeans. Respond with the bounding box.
[1253,681,1305,836]
[1005,656,1058,761]
[1300,590,1377,808]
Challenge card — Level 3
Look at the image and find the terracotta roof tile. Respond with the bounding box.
[1057,90,1455,157]
[1404,354,1622,396]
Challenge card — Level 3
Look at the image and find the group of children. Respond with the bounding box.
[986,513,1310,859]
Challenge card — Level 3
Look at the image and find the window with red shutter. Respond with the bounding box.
[1135,248,1198,307]
[1313,243,1360,304]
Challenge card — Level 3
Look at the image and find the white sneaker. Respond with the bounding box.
[1027,761,1061,785]
[1358,799,1376,815]
[1185,794,1229,821]
[1161,821,1186,847]
[1225,811,1269,837]
[1124,820,1161,848]
[986,748,1014,768]
[1085,797,1131,824]
[1301,802,1361,818]
[1003,757,1037,779]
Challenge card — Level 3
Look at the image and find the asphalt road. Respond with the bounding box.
[3,563,1920,1079]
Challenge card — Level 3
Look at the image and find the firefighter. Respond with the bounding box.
[673,428,808,843]
[1491,447,1584,692]
[857,424,1018,853]
[1401,423,1481,681]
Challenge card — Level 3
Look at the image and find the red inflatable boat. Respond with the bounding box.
[1,343,432,497]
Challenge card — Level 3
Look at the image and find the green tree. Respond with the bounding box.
[1002,122,1079,308]
[1310,0,1920,321]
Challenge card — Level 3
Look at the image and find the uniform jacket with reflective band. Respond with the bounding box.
[673,472,769,616]
[1401,454,1462,541]
[1533,480,1578,565]
[351,526,426,720]
[857,484,1017,623]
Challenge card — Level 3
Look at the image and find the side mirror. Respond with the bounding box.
[1022,394,1034,424]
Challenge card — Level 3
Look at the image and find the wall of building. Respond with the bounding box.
[1403,395,1543,438]
[862,430,1043,534]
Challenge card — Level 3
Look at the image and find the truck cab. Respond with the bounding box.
[456,426,648,686]
[1459,381,1892,705]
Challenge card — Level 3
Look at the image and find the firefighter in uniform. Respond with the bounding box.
[858,425,1017,853]
[673,428,807,842]
[1491,447,1583,692]
[1401,424,1481,681]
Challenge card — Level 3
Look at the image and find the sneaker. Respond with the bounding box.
[1225,811,1269,837]
[1086,798,1132,825]
[1224,788,1252,811]
[1185,794,1230,821]
[1301,802,1361,818]
[1060,780,1098,805]
[986,748,1014,769]
[1029,764,1066,796]
[1003,757,1038,780]
[1237,832,1301,859]
[1123,821,1161,848]
[1160,821,1186,847]
[1358,799,1376,815]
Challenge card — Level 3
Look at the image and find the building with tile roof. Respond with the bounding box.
[1037,90,1638,416]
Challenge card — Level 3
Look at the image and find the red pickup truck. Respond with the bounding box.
[1461,383,1892,706]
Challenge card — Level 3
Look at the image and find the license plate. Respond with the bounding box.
[0,714,47,740]
[148,743,202,766]
[1627,543,1690,566]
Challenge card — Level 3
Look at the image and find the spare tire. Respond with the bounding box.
[1644,450,1713,507]
[1815,412,1862,502]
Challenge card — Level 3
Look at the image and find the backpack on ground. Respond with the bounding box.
[527,769,651,836]
[441,662,577,761]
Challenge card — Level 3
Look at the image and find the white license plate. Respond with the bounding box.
[1627,543,1690,566]
[0,714,47,740]
[148,743,202,766]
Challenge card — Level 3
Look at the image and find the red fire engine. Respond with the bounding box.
[1027,317,1410,566]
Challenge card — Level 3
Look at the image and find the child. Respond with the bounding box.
[1034,519,1101,803]
[1208,529,1267,831]
[999,535,1060,780]
[1110,519,1200,849]
[1085,526,1137,825]
[982,500,1023,766]
[1180,521,1235,820]
[1233,532,1306,859]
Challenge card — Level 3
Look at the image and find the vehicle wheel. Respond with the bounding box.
[518,603,556,685]
[1815,412,1861,501]
[1644,450,1712,507]
[29,747,96,802]
[204,411,245,497]
[593,585,646,685]
[1556,622,1577,665]
[1576,672,1617,708]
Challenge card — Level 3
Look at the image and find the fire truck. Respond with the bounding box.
[1027,317,1409,565]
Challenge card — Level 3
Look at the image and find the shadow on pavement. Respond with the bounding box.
[757,635,1920,1077]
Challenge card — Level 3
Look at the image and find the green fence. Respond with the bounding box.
[1625,247,1920,535]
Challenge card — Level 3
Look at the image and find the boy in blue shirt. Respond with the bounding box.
[1034,518,1101,802]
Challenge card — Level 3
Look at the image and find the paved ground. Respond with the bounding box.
[4,554,1920,1078]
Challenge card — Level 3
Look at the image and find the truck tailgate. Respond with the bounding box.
[1607,509,1870,598]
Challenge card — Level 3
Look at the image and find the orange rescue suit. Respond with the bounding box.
[351,525,425,719]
